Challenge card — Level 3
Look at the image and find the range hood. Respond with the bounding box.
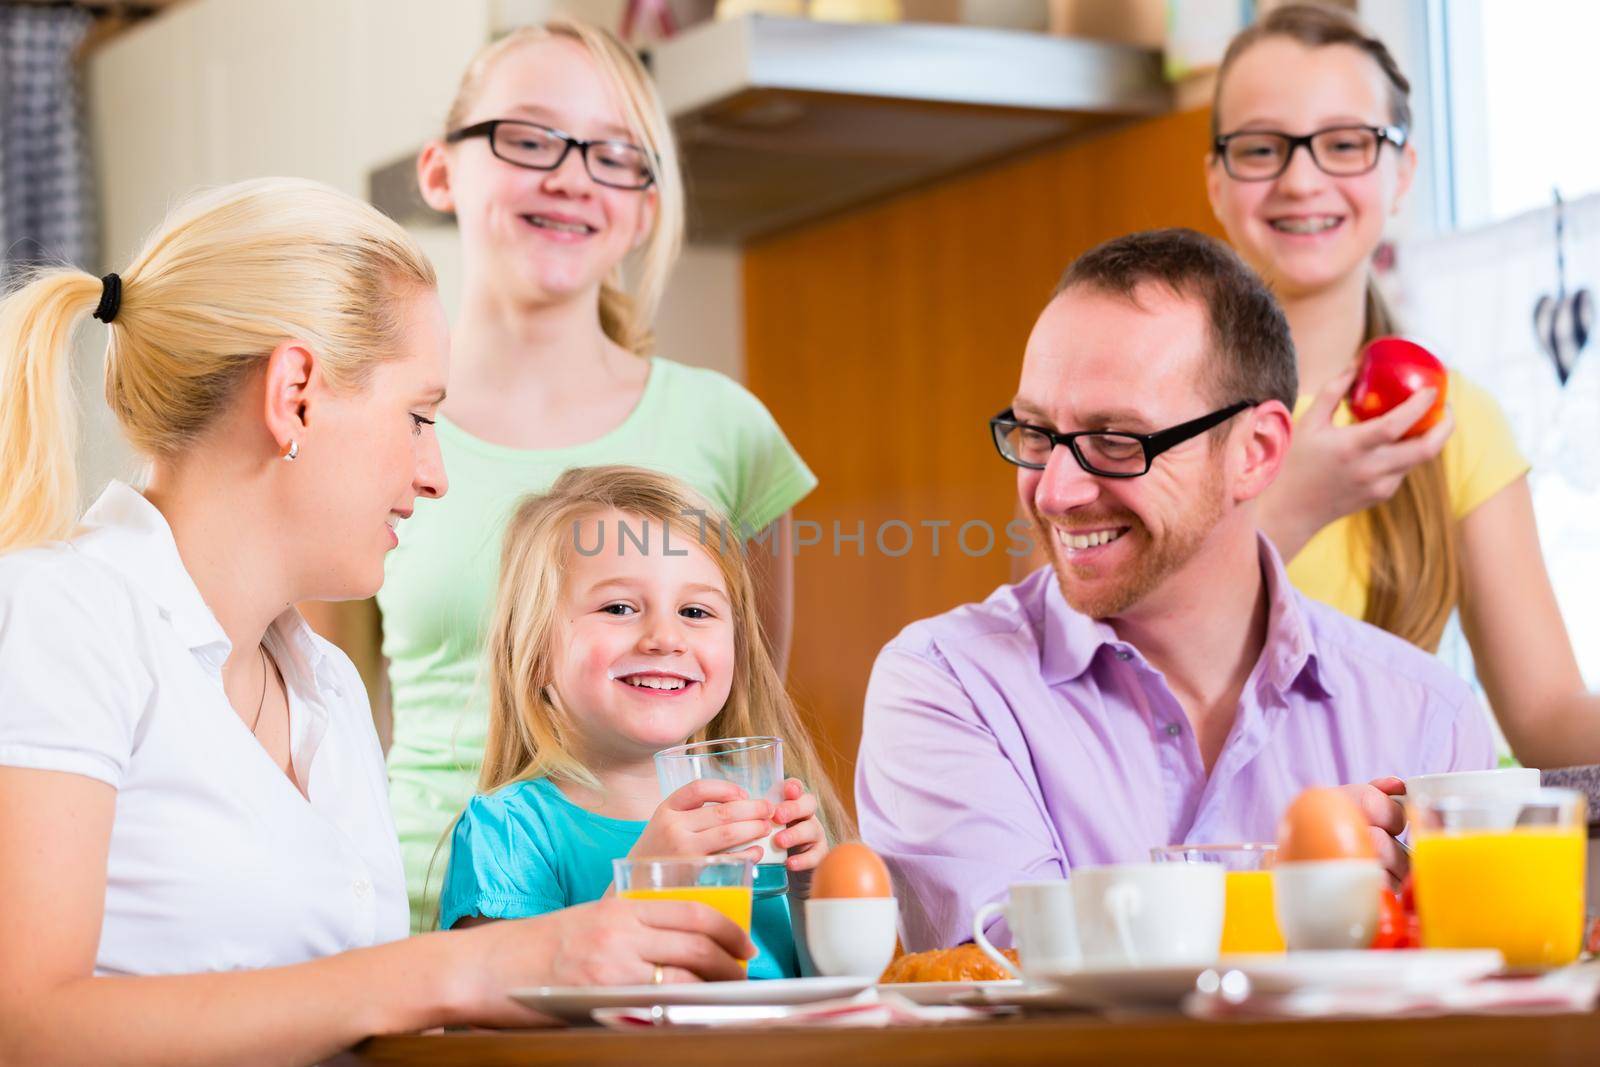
[648,15,1170,243]
[368,14,1170,245]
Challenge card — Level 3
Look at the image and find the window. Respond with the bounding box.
[1439,0,1600,228]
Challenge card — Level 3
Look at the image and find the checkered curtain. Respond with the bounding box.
[0,4,94,285]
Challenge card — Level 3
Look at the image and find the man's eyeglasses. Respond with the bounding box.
[446,119,656,190]
[1213,124,1407,182]
[989,401,1258,477]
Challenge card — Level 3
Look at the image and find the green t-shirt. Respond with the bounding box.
[439,777,800,980]
[378,357,816,930]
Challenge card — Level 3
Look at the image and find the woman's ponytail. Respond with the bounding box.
[0,271,105,553]
[0,176,436,558]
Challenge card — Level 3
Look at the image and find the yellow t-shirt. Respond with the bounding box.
[1286,370,1530,621]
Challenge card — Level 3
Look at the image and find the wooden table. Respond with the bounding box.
[340,1010,1600,1066]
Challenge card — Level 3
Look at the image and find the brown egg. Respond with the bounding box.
[1277,787,1377,863]
[812,842,894,898]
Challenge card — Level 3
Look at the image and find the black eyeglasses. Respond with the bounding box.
[1213,124,1407,181]
[989,401,1258,477]
[446,119,657,190]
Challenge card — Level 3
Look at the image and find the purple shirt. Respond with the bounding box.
[856,535,1494,951]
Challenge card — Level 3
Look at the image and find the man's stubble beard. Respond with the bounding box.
[1033,460,1227,619]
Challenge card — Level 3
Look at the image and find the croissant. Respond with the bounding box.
[878,943,1019,983]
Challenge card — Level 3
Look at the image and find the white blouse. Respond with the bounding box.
[0,482,408,974]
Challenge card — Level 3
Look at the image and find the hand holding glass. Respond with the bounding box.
[656,737,789,898]
[614,856,756,973]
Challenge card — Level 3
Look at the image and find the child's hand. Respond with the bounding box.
[773,777,828,873]
[629,779,773,864]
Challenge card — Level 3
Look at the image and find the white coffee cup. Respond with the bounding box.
[1404,768,1542,831]
[1405,767,1541,801]
[972,880,1081,979]
[805,897,898,979]
[1070,863,1225,968]
[973,863,1224,977]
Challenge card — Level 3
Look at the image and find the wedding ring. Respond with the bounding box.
[652,963,665,986]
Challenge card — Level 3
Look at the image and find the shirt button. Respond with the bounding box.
[1114,650,1133,661]
[352,879,372,900]
[1164,723,1181,737]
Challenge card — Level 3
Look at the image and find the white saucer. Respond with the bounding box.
[877,979,1023,1005]
[510,975,873,1025]
[1209,949,1506,994]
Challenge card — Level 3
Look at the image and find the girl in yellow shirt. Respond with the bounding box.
[1205,4,1599,766]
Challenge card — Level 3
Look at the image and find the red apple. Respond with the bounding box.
[1348,336,1448,439]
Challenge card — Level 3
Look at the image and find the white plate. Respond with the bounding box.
[877,979,1022,1005]
[1020,962,1214,1008]
[958,983,1099,1013]
[509,976,873,1024]
[1210,949,1505,994]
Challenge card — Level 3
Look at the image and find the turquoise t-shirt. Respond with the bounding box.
[379,357,817,930]
[440,777,800,981]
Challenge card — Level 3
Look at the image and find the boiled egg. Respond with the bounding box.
[812,842,894,898]
[1277,787,1376,863]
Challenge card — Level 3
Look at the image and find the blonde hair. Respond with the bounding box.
[1358,284,1459,650]
[444,20,684,356]
[0,176,436,556]
[478,465,852,839]
[1214,4,1458,650]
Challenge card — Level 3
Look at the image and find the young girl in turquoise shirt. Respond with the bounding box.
[438,467,848,979]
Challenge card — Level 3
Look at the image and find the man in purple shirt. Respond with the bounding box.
[856,229,1494,952]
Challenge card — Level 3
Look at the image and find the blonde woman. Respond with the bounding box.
[1206,3,1599,763]
[0,178,752,1067]
[307,20,817,928]
[437,467,850,976]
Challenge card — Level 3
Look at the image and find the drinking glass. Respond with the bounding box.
[655,736,788,898]
[1151,843,1285,954]
[1407,787,1587,969]
[613,856,756,968]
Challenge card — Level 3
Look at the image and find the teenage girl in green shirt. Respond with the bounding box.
[306,21,817,928]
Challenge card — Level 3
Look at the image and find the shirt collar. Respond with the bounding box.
[1040,577,1127,684]
[78,481,229,653]
[75,482,345,693]
[1038,532,1332,699]
[1255,532,1334,699]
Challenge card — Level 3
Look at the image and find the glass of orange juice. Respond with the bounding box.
[1151,843,1285,954]
[1407,787,1586,970]
[614,856,755,968]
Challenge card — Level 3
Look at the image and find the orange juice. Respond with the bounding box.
[1221,870,1286,953]
[620,885,754,969]
[620,885,753,930]
[1412,826,1586,968]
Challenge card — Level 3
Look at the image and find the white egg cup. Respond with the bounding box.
[1273,859,1384,950]
[805,897,898,979]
